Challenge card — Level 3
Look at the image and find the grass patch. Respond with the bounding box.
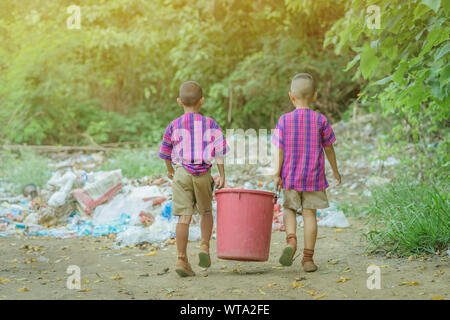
[100,149,166,178]
[363,178,449,256]
[0,150,50,194]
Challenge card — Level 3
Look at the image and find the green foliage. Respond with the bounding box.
[0,0,353,146]
[0,151,50,194]
[326,0,449,152]
[363,178,450,256]
[99,149,166,178]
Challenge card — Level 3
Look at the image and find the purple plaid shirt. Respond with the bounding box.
[271,108,336,191]
[158,112,229,176]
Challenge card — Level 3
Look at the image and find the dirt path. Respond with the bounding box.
[1,217,448,300]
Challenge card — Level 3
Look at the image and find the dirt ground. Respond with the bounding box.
[1,217,448,300]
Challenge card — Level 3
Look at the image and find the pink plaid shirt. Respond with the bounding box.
[158,112,229,176]
[271,108,336,191]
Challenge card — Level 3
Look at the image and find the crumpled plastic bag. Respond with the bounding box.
[317,210,350,228]
[47,171,77,207]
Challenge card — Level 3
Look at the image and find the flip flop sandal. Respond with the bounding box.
[302,260,318,272]
[198,244,211,268]
[279,234,297,266]
[279,246,296,266]
[175,260,196,277]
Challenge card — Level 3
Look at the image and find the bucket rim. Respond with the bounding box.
[215,188,275,197]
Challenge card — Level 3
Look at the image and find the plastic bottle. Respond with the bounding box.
[161,201,172,220]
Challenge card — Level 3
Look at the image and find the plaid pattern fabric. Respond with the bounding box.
[271,108,336,191]
[159,112,229,176]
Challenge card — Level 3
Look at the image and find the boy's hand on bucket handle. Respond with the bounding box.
[216,162,226,189]
[274,175,283,192]
[216,176,225,189]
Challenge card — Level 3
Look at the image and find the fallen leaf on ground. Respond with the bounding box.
[401,281,419,286]
[110,275,124,280]
[291,281,304,288]
[258,288,266,295]
[145,251,158,256]
[306,290,316,296]
[314,293,326,299]
[408,255,414,261]
[337,277,351,283]
[78,288,91,292]
[267,282,277,288]
[431,296,443,300]
[18,287,29,292]
[335,229,343,232]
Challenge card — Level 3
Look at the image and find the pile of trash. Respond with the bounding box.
[0,152,350,247]
[0,161,203,247]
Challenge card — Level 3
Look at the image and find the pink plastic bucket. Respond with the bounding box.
[215,189,276,261]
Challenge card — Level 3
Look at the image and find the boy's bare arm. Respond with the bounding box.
[165,159,175,179]
[274,147,284,191]
[216,157,225,189]
[323,145,341,185]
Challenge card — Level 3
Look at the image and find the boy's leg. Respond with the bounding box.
[172,167,197,277]
[176,215,192,261]
[279,207,298,266]
[175,215,196,277]
[279,189,301,266]
[300,190,328,272]
[199,212,213,268]
[301,208,318,272]
[192,171,215,268]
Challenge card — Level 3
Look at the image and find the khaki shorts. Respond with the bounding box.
[282,189,329,212]
[172,166,215,216]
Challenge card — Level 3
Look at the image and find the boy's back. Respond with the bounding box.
[159,112,228,175]
[272,73,341,273]
[158,81,228,278]
[272,108,335,191]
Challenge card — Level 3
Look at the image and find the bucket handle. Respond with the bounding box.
[273,190,280,204]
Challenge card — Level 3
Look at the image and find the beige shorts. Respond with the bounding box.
[282,189,329,212]
[172,166,215,216]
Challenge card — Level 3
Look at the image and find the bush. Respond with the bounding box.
[0,150,50,194]
[364,178,450,256]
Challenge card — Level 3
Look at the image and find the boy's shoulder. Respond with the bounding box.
[279,108,326,119]
[169,113,220,128]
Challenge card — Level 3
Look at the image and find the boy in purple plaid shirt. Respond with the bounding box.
[271,74,341,272]
[159,81,229,277]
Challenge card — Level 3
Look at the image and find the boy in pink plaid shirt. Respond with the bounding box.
[159,81,229,277]
[272,73,341,272]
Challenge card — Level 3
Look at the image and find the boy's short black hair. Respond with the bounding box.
[179,81,203,106]
[290,73,316,99]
